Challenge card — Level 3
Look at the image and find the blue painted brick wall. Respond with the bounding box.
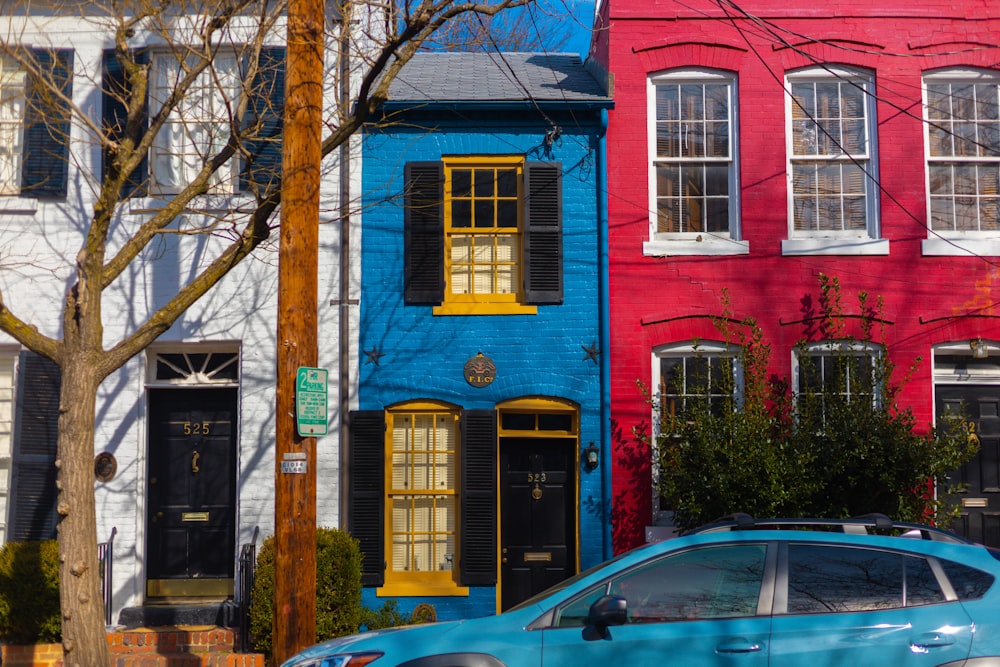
[360,116,606,619]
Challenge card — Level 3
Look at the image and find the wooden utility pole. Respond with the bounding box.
[273,0,323,660]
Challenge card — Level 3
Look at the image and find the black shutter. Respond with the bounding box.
[102,49,148,197]
[10,353,61,541]
[460,409,497,586]
[239,47,285,195]
[348,410,385,586]
[523,162,563,304]
[403,162,445,304]
[21,49,73,197]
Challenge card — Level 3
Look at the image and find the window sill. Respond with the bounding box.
[643,238,749,257]
[377,581,470,597]
[0,197,39,214]
[781,237,889,256]
[922,236,1000,256]
[125,193,254,214]
[433,303,538,316]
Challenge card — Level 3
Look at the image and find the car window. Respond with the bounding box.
[784,545,945,614]
[554,544,767,626]
[939,558,995,601]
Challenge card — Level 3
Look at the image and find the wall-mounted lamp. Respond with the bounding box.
[584,441,600,471]
[971,338,989,359]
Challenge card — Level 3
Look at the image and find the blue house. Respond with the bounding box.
[353,52,613,620]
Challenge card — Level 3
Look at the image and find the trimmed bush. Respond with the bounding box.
[249,527,364,656]
[0,540,61,644]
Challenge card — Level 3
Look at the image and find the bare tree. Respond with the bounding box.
[0,0,533,663]
[423,3,573,52]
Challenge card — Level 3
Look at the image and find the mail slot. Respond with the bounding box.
[524,552,552,562]
[181,512,210,522]
[962,498,989,508]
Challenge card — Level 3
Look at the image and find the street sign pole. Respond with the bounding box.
[274,0,323,659]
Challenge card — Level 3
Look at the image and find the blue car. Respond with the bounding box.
[281,515,1000,667]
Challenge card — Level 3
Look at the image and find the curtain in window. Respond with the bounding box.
[150,53,240,192]
[390,413,457,573]
[0,56,25,195]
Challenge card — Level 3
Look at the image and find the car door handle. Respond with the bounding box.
[716,639,763,654]
[911,632,956,650]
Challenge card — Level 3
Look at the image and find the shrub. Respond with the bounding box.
[249,527,364,656]
[0,540,61,644]
[648,279,977,531]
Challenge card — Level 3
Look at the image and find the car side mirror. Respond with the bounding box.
[583,595,628,639]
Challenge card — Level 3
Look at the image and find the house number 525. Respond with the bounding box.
[183,422,210,436]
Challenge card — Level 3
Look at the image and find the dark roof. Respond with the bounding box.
[384,52,611,106]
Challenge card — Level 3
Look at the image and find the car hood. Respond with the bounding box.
[281,620,468,665]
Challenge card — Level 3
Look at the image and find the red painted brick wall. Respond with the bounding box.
[598,0,1000,550]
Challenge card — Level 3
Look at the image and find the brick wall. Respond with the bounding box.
[599,0,1000,549]
[2,628,263,667]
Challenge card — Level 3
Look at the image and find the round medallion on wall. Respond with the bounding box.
[464,352,496,388]
[94,452,117,483]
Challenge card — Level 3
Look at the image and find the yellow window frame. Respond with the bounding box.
[435,156,537,316]
[379,402,468,597]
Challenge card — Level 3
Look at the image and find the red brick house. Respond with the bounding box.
[592,0,1000,550]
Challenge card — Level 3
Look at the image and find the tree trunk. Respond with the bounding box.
[55,358,110,666]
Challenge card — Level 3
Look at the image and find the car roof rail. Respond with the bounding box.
[684,513,971,543]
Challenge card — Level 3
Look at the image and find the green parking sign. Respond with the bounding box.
[296,367,328,437]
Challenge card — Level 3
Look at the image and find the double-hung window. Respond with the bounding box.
[149,52,241,194]
[923,69,1000,255]
[784,67,885,255]
[654,343,741,429]
[645,69,745,256]
[0,56,26,195]
[794,343,879,421]
[446,158,523,307]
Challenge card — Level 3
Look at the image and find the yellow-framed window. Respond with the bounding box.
[444,157,524,305]
[383,406,467,595]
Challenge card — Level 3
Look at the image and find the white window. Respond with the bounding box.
[0,56,26,195]
[793,343,880,416]
[149,52,241,195]
[783,67,886,255]
[653,343,742,424]
[644,69,747,256]
[922,69,1000,255]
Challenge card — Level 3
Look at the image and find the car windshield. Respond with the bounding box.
[506,552,630,612]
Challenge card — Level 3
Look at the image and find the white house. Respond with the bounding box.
[0,4,364,625]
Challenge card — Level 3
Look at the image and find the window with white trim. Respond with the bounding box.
[924,69,1000,243]
[784,67,881,252]
[645,69,745,256]
[654,343,741,423]
[794,343,879,416]
[149,52,241,194]
[0,56,26,195]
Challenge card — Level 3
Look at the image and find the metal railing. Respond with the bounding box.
[97,526,117,627]
[237,526,259,653]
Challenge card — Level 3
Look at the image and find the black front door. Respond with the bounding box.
[147,388,237,597]
[499,437,576,611]
[937,385,1000,546]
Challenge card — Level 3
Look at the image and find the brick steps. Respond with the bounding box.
[2,626,264,667]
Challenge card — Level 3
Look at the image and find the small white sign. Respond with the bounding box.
[281,460,307,474]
